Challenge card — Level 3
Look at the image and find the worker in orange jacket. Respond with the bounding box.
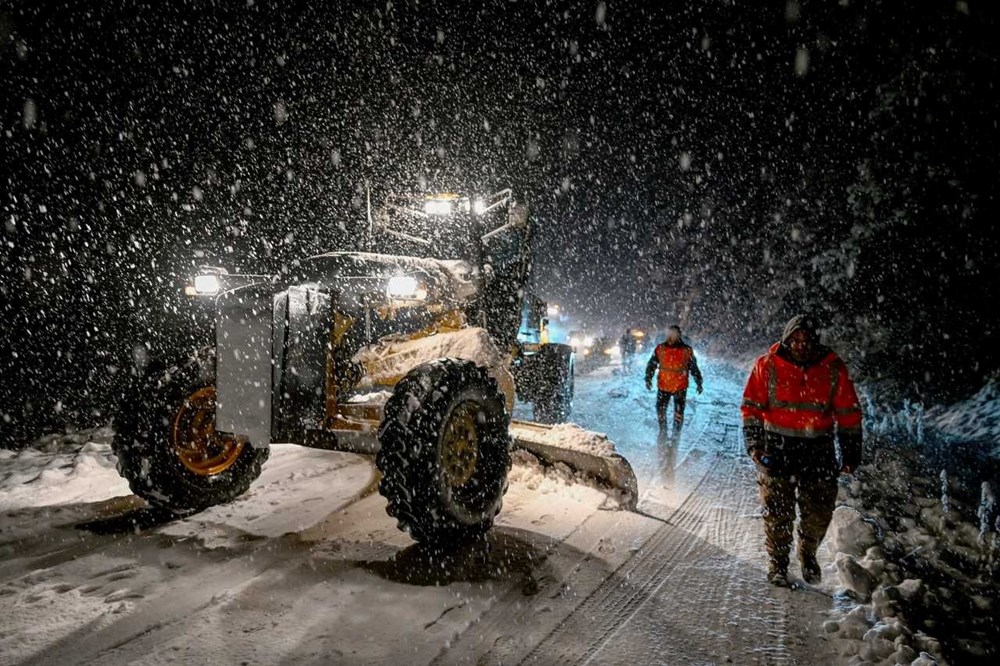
[741,314,863,587]
[645,325,703,430]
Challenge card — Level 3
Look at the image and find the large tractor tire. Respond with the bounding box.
[112,347,269,516]
[533,344,575,424]
[376,359,512,544]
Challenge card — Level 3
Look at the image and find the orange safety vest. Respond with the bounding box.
[741,343,862,439]
[655,343,694,392]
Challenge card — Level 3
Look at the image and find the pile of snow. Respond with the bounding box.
[925,378,1000,450]
[0,426,129,511]
[866,377,1000,458]
[830,506,880,557]
[346,390,393,404]
[822,445,1000,665]
[534,423,617,458]
[823,504,948,665]
[508,449,626,508]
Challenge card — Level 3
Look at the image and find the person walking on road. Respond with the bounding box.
[741,314,863,587]
[645,325,703,431]
[620,328,637,373]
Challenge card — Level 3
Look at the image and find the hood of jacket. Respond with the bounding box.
[774,314,831,368]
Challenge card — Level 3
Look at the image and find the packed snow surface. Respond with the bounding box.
[0,354,961,665]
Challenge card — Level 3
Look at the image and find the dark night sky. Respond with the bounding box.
[3,0,999,439]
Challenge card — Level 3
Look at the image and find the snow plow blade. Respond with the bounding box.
[509,420,638,510]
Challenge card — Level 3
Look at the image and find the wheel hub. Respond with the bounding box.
[172,386,245,476]
[440,401,481,488]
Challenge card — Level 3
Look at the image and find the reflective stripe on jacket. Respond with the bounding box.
[654,343,694,392]
[741,342,862,438]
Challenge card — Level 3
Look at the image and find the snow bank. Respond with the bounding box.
[925,378,1000,451]
[0,426,129,510]
[830,506,879,557]
[824,518,948,665]
[866,377,1000,458]
[823,443,1000,665]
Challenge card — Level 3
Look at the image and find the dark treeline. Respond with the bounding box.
[2,1,998,444]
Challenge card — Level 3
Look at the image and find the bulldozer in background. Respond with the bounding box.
[113,189,635,544]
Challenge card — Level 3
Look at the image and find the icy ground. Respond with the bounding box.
[0,355,946,665]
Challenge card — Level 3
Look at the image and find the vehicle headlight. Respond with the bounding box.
[193,274,221,295]
[387,275,422,300]
[424,199,453,216]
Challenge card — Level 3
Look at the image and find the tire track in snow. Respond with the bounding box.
[435,403,738,666]
[520,418,794,665]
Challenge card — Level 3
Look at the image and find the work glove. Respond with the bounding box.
[839,432,863,474]
[696,384,703,394]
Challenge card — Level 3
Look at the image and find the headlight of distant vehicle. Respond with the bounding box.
[387,275,425,300]
[193,274,221,295]
[184,266,228,297]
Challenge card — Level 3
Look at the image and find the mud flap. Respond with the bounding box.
[215,285,273,449]
[510,420,638,510]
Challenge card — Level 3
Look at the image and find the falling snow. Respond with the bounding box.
[2,1,999,664]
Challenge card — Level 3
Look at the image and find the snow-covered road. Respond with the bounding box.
[1,356,849,665]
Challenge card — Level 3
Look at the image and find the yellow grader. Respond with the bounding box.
[113,190,635,543]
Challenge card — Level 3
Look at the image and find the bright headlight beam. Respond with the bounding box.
[424,199,453,216]
[472,198,486,215]
[387,275,420,299]
[193,274,221,295]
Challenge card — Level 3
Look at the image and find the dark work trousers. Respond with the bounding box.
[756,434,839,572]
[655,389,687,427]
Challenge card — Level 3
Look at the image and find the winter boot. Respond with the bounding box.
[767,560,789,588]
[798,547,821,584]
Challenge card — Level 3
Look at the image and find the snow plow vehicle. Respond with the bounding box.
[512,295,575,424]
[113,190,636,544]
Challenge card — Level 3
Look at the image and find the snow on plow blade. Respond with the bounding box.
[509,421,638,511]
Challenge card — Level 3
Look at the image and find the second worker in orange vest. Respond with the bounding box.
[645,325,703,430]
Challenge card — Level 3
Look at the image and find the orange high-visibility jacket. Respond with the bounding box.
[652,343,699,392]
[741,343,862,439]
